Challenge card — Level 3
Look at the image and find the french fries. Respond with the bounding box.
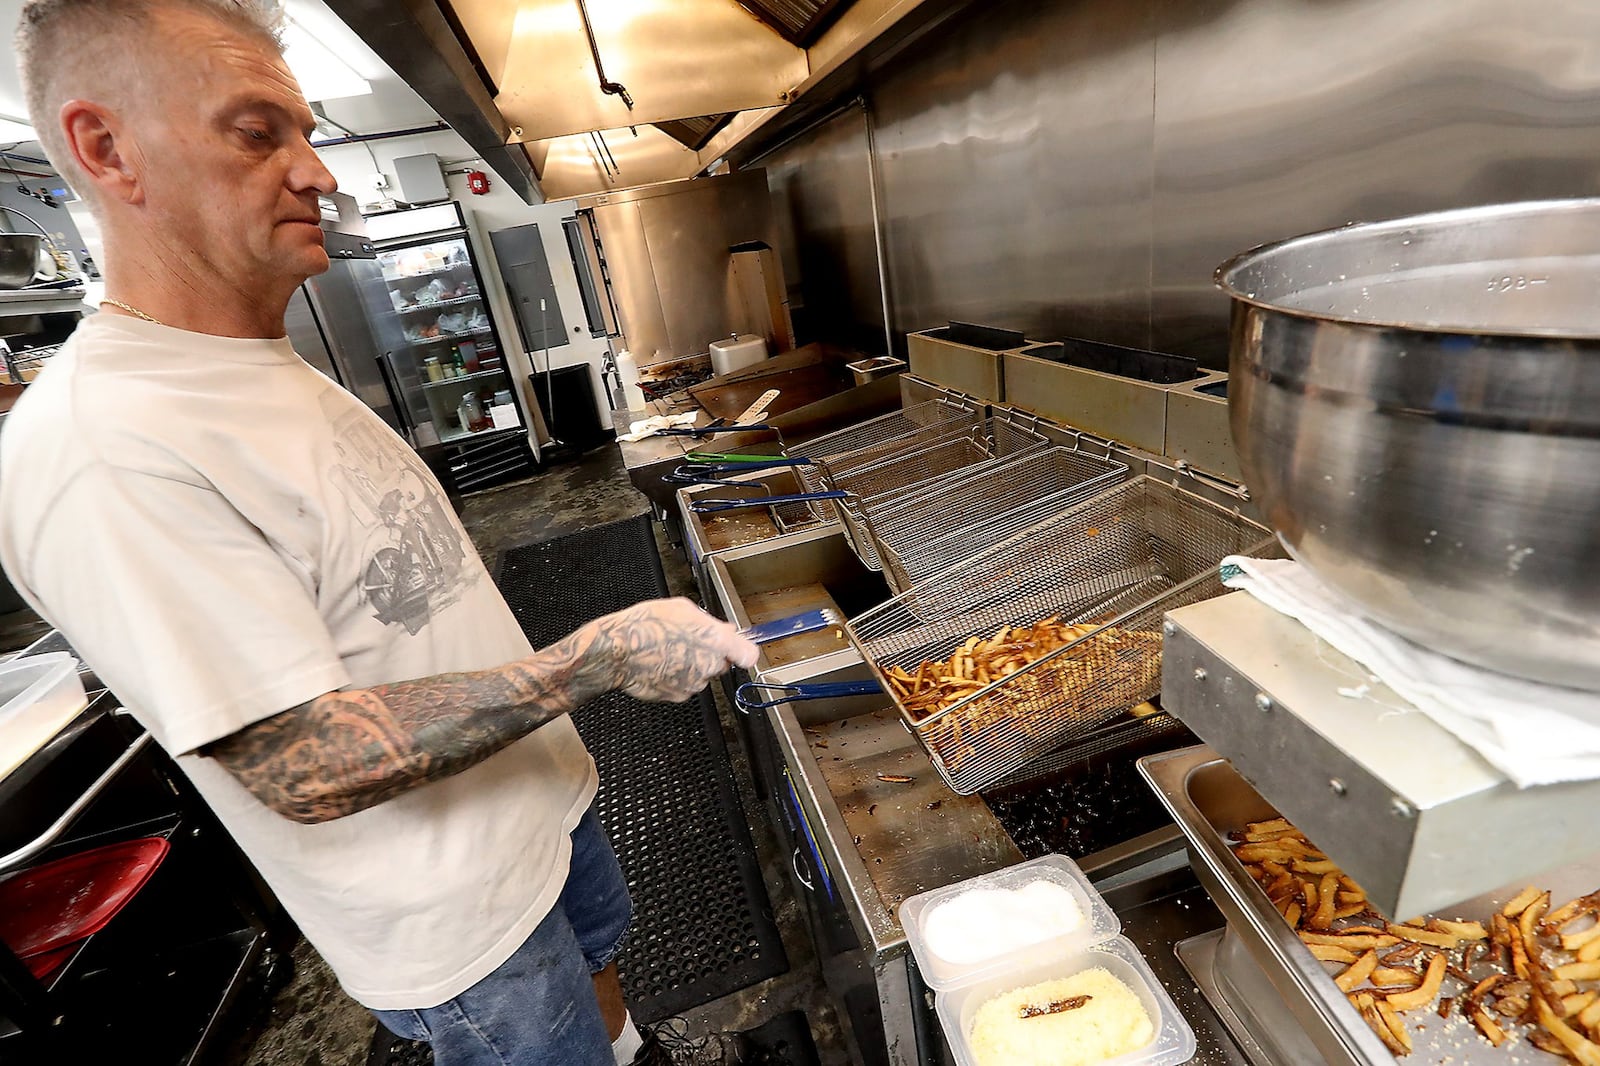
[1306,943,1360,963]
[1232,815,1600,1058]
[1386,923,1461,950]
[1539,996,1600,1066]
[1300,932,1400,950]
[1557,961,1600,983]
[1386,954,1448,1011]
[1503,885,1545,918]
[1371,967,1423,989]
[1430,919,1487,940]
[1336,950,1379,992]
[1470,1002,1510,1047]
[885,613,1163,772]
[1375,999,1413,1055]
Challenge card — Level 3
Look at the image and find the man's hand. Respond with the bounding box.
[203,596,758,824]
[587,597,759,704]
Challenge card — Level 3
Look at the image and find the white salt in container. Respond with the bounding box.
[900,854,1120,990]
[900,854,1195,1066]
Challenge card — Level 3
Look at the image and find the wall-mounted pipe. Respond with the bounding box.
[311,121,450,148]
[859,96,894,359]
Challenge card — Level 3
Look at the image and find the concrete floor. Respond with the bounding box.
[228,444,853,1066]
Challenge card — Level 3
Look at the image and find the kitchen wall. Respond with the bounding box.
[750,0,1600,368]
[316,129,617,436]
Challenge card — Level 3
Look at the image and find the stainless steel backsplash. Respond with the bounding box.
[751,0,1600,367]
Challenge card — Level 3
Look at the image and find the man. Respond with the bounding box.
[1,2,758,1063]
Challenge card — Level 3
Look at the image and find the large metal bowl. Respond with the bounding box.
[0,233,44,288]
[1217,198,1600,690]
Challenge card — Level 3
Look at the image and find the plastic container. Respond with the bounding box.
[0,652,87,733]
[709,334,768,376]
[901,854,1120,991]
[614,349,647,410]
[935,935,1197,1066]
[0,652,90,781]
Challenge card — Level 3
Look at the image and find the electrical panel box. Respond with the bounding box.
[392,153,449,206]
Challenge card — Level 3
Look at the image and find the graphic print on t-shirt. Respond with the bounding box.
[321,390,476,635]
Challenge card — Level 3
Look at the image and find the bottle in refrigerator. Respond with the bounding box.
[424,357,444,382]
[459,391,488,433]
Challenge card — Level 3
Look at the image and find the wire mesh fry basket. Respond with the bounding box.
[684,398,984,531]
[819,417,1051,570]
[790,398,981,484]
[874,443,1129,595]
[845,476,1279,794]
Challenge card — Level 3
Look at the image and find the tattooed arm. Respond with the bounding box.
[202,598,758,824]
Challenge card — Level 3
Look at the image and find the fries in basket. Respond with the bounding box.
[1232,818,1600,1060]
[881,612,1162,776]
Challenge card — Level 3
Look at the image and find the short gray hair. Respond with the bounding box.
[15,1,285,190]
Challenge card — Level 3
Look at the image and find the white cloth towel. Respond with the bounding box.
[616,412,698,442]
[1220,556,1600,788]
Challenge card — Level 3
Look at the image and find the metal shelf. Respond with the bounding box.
[437,423,519,445]
[403,327,493,348]
[379,262,472,284]
[389,293,483,313]
[409,367,510,394]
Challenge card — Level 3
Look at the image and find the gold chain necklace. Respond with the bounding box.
[100,299,166,326]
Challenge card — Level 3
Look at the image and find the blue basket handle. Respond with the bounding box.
[735,679,882,712]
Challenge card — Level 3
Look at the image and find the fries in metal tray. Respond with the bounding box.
[1231,817,1600,1059]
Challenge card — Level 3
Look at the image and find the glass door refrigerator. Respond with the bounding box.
[363,202,535,492]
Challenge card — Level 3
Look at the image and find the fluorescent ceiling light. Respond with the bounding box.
[0,118,39,144]
[281,17,373,102]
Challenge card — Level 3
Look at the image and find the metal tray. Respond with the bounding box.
[1141,745,1596,1066]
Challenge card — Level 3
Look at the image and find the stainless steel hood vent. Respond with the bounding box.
[736,0,853,46]
[329,0,972,201]
[654,114,737,152]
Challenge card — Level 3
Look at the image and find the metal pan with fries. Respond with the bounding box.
[846,477,1277,794]
[1230,814,1600,1063]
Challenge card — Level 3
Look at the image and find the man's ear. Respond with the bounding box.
[59,99,143,206]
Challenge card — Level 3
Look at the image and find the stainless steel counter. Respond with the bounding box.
[767,669,1023,961]
[685,386,1261,1064]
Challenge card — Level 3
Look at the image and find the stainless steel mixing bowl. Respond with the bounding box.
[1217,198,1600,690]
[0,233,44,288]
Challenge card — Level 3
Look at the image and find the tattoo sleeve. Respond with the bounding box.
[202,623,623,824]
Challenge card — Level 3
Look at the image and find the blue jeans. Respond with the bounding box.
[372,806,633,1066]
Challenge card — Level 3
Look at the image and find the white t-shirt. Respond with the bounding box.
[0,314,598,1010]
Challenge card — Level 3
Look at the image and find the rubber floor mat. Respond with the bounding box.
[496,514,787,1021]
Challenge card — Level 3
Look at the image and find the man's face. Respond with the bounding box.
[129,8,338,294]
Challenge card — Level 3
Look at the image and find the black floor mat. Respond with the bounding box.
[495,514,787,1022]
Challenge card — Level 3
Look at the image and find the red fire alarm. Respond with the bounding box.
[467,170,491,195]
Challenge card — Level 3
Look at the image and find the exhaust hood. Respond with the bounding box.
[736,0,854,46]
[326,0,973,200]
[444,0,810,143]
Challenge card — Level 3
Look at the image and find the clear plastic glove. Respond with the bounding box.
[591,597,759,704]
